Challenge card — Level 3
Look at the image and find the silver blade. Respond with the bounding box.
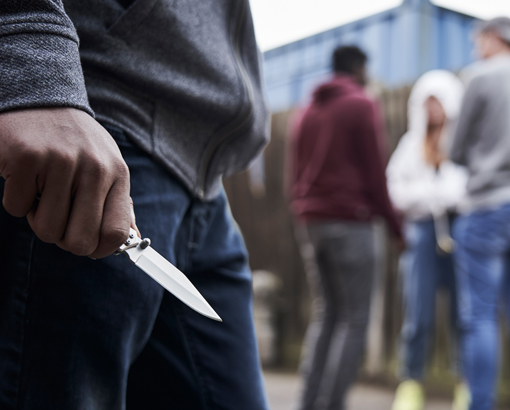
[135,247,222,321]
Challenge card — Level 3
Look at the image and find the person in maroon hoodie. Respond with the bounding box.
[289,46,402,410]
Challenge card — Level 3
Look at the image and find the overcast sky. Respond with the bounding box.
[250,0,510,51]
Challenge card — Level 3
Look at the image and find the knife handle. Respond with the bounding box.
[114,227,151,263]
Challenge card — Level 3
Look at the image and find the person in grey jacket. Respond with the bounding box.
[450,17,510,410]
[0,1,270,409]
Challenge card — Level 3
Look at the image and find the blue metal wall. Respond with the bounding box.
[262,0,477,112]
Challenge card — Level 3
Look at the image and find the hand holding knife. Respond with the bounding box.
[0,171,222,322]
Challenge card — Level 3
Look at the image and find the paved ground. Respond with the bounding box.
[263,372,452,410]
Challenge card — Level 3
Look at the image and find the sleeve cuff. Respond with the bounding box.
[0,32,93,116]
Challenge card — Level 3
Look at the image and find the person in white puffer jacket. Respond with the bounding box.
[388,70,469,410]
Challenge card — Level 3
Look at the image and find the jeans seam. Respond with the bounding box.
[186,212,196,271]
[172,205,211,410]
[174,302,211,410]
[15,234,36,410]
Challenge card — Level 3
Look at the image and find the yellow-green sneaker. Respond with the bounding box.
[452,383,470,410]
[392,380,425,410]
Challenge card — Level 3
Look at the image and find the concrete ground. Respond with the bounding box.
[263,372,452,410]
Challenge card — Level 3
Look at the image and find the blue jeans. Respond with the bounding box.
[0,125,269,410]
[453,204,510,410]
[399,219,459,380]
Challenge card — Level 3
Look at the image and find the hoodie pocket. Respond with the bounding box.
[108,0,161,41]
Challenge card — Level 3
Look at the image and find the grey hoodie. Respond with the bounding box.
[0,0,269,200]
[450,54,510,211]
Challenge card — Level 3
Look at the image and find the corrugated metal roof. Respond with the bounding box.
[263,0,477,112]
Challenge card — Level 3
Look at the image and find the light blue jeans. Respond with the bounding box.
[399,218,459,380]
[453,204,510,410]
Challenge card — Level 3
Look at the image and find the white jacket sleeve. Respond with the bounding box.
[386,134,435,218]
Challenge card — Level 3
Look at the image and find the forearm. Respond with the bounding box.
[450,116,469,165]
[0,3,135,258]
[360,107,401,237]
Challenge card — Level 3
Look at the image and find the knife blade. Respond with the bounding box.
[116,228,222,322]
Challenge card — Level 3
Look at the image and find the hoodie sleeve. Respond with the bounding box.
[449,75,484,165]
[0,1,92,115]
[354,98,402,239]
[386,135,435,214]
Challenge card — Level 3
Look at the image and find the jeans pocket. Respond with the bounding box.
[102,123,132,146]
[462,210,507,255]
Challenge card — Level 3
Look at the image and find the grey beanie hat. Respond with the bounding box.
[477,17,510,45]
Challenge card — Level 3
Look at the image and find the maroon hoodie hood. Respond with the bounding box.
[312,75,361,104]
[288,75,402,238]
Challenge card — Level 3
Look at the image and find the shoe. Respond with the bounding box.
[391,380,425,410]
[452,383,470,410]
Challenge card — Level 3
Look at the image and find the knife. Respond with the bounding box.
[115,228,222,322]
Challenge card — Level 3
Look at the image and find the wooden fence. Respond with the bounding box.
[224,86,510,402]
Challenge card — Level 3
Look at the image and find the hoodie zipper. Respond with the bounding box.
[196,0,255,199]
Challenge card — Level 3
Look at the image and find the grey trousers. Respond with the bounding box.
[295,220,376,410]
